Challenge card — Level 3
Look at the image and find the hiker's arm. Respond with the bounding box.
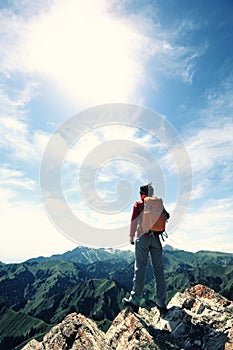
[129,202,141,244]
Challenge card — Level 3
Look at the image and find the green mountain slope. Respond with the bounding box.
[0,258,127,348]
[50,278,126,330]
[0,245,233,349]
[0,259,86,311]
[0,304,51,350]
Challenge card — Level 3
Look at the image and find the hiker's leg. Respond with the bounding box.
[129,236,149,305]
[149,236,167,307]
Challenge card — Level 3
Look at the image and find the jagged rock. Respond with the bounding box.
[21,284,233,350]
[22,313,109,350]
[21,339,41,350]
[106,310,155,349]
[165,284,233,349]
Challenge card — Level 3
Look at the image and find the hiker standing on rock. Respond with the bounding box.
[122,183,169,314]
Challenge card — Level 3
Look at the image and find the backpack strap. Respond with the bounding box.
[160,230,168,241]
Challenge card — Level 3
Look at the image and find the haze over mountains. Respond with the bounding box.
[0,245,233,349]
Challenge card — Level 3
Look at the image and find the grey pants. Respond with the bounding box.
[129,235,166,307]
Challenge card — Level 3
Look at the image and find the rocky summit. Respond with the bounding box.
[22,284,233,350]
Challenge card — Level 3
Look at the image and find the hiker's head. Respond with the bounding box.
[140,183,154,197]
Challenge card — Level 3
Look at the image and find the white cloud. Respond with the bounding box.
[145,40,204,84]
[0,165,36,191]
[0,82,39,128]
[0,114,50,162]
[72,202,130,230]
[0,199,77,263]
[61,123,166,204]
[186,122,233,174]
[171,197,233,253]
[191,180,211,200]
[0,166,78,263]
[0,81,50,163]
[202,72,233,120]
[125,12,207,85]
[65,124,155,166]
[0,116,35,160]
[177,72,233,202]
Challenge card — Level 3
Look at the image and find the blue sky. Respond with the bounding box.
[0,0,233,262]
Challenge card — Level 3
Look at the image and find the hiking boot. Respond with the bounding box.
[122,298,139,313]
[155,303,168,315]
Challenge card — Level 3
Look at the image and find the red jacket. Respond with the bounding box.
[130,199,144,238]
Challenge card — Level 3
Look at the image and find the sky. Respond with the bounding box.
[0,0,233,263]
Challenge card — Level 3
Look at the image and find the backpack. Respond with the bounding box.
[140,196,166,233]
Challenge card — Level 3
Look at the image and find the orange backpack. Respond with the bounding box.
[141,196,166,233]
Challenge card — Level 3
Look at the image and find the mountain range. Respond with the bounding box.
[0,245,233,349]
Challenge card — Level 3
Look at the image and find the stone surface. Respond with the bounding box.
[21,339,41,350]
[106,309,154,349]
[22,313,109,350]
[21,284,233,350]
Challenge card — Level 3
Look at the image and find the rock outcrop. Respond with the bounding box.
[22,284,233,350]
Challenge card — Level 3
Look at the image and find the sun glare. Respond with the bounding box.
[20,0,142,105]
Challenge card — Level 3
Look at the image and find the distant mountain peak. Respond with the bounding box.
[163,244,177,251]
[22,284,233,350]
[26,246,134,265]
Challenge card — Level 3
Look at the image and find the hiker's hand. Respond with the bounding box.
[130,239,134,245]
